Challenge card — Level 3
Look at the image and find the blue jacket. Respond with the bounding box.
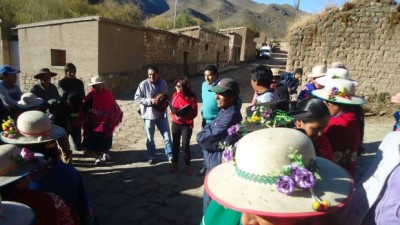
[279,72,300,95]
[197,103,242,152]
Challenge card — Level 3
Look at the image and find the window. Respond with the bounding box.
[51,49,66,66]
[205,44,209,51]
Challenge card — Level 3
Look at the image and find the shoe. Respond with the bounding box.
[185,166,193,176]
[168,156,173,163]
[147,157,155,165]
[102,153,111,162]
[196,166,207,177]
[170,163,178,173]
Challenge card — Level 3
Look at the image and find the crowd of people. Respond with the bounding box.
[0,61,399,225]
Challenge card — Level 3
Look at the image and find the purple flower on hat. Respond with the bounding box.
[292,167,316,189]
[227,124,241,136]
[276,175,296,194]
[20,147,35,162]
[262,108,273,119]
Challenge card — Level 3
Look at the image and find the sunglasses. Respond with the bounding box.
[175,84,181,88]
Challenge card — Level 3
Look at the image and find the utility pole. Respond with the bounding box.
[294,0,300,20]
[216,16,220,31]
[173,0,178,31]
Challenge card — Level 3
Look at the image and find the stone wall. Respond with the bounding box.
[286,0,400,99]
[0,26,11,65]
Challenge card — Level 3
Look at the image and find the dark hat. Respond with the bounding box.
[209,78,240,95]
[0,65,20,75]
[34,68,57,79]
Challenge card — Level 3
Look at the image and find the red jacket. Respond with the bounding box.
[325,109,360,176]
[170,92,198,127]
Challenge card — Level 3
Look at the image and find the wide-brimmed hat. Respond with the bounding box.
[0,201,35,225]
[88,76,104,86]
[330,61,346,69]
[0,144,42,187]
[34,68,57,79]
[205,128,353,218]
[16,93,44,109]
[315,68,358,86]
[271,68,281,77]
[312,79,366,105]
[0,110,66,144]
[209,78,240,95]
[0,65,20,75]
[307,65,327,78]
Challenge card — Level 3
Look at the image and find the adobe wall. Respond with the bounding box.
[0,26,11,65]
[286,0,400,100]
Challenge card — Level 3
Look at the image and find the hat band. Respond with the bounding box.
[19,128,52,137]
[0,164,18,176]
[235,166,279,185]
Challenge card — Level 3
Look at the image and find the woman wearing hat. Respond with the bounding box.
[78,76,123,165]
[297,65,326,101]
[0,144,79,225]
[0,110,97,224]
[203,128,353,225]
[312,79,366,176]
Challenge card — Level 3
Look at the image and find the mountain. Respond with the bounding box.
[119,0,305,39]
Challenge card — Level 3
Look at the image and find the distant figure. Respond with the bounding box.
[29,68,60,104]
[197,65,221,176]
[249,65,275,104]
[279,67,303,95]
[134,66,173,165]
[297,65,326,101]
[58,63,85,151]
[169,76,198,175]
[0,65,23,118]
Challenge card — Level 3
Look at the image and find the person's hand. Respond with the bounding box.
[151,98,159,105]
[390,92,400,104]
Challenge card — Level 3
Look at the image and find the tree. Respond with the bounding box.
[175,13,197,29]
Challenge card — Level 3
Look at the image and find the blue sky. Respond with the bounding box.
[252,0,399,14]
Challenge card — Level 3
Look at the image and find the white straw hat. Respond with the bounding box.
[88,76,104,86]
[205,128,353,218]
[307,65,327,78]
[0,110,66,144]
[315,68,358,86]
[312,79,366,105]
[0,201,35,225]
[16,93,44,109]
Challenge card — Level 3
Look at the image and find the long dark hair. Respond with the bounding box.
[175,76,196,98]
[297,98,330,123]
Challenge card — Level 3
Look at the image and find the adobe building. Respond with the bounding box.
[173,26,230,68]
[15,16,227,94]
[225,32,242,65]
[219,27,257,62]
[286,0,400,98]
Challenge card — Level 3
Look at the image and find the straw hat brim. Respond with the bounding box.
[0,125,66,144]
[0,201,35,225]
[316,77,358,86]
[88,81,104,86]
[205,157,353,218]
[307,72,326,78]
[16,98,44,109]
[312,89,366,105]
[34,72,57,79]
[0,153,43,187]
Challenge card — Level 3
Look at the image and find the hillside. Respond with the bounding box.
[137,0,306,39]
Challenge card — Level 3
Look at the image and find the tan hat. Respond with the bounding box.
[88,76,104,86]
[16,93,44,109]
[271,68,281,76]
[34,68,57,79]
[315,68,358,86]
[0,144,42,186]
[0,201,35,225]
[307,65,327,78]
[0,110,66,144]
[312,79,366,105]
[205,128,353,218]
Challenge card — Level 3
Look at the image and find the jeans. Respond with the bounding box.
[171,122,193,166]
[144,117,173,159]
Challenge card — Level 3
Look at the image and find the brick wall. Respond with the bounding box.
[286,0,400,100]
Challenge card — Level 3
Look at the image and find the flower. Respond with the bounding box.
[276,175,295,194]
[222,146,234,162]
[20,148,35,162]
[292,167,316,189]
[227,124,241,136]
[2,117,18,138]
